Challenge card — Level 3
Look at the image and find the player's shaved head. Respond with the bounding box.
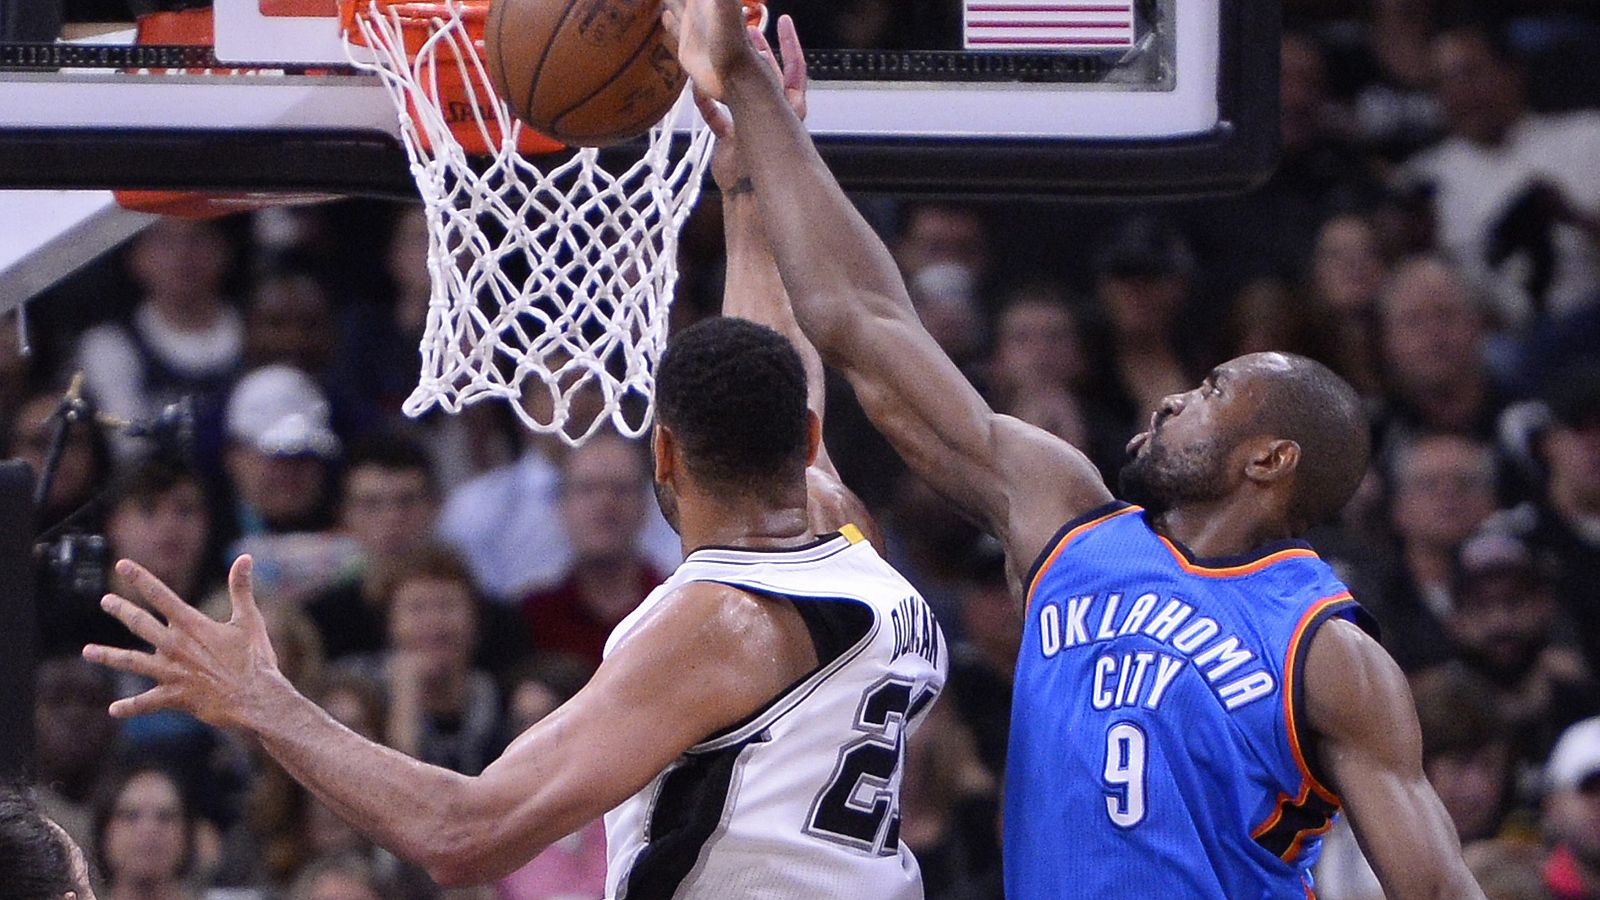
[1240,352,1370,529]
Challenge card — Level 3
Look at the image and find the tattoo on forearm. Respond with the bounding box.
[724,176,755,198]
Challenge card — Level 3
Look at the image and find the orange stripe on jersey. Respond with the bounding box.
[1025,505,1141,601]
[1155,536,1322,578]
[1283,592,1354,805]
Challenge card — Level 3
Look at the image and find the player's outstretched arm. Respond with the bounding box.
[84,557,814,886]
[665,1,1111,571]
[702,24,881,549]
[1304,620,1487,900]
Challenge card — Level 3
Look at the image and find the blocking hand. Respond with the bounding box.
[83,555,283,730]
[661,0,755,101]
[702,15,808,191]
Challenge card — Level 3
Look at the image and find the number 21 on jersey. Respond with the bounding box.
[1103,721,1147,828]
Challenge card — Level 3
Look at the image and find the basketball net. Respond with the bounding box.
[342,0,729,445]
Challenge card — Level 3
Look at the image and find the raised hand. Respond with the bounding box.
[701,15,808,191]
[661,0,754,101]
[83,555,284,730]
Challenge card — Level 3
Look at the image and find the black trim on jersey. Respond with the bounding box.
[1022,501,1136,592]
[691,531,843,556]
[1287,598,1380,805]
[692,589,874,749]
[620,734,767,900]
[1253,789,1340,861]
[1143,510,1318,570]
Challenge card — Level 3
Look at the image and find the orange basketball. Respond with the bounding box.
[484,0,686,147]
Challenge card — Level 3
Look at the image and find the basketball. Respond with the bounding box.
[484,0,687,147]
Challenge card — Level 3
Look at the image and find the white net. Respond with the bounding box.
[344,0,716,444]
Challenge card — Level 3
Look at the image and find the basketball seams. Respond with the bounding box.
[548,20,677,142]
[521,0,586,127]
[485,0,518,121]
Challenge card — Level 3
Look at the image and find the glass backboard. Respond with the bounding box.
[0,0,1276,197]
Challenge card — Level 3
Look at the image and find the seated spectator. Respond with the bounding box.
[945,543,1018,776]
[1443,524,1596,764]
[1090,216,1205,432]
[519,434,667,670]
[1463,839,1548,900]
[1309,214,1391,397]
[1406,20,1600,327]
[76,219,243,461]
[1376,256,1503,450]
[437,416,679,603]
[287,856,383,900]
[104,459,219,639]
[222,365,358,604]
[1518,364,1600,672]
[8,386,113,534]
[1319,0,1446,161]
[899,700,1001,900]
[243,268,376,443]
[496,656,607,900]
[340,546,501,776]
[304,436,441,661]
[91,764,237,900]
[0,784,97,900]
[1542,717,1600,900]
[33,656,120,853]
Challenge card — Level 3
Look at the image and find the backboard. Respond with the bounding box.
[0,0,1277,198]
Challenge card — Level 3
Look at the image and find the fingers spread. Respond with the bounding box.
[82,644,172,682]
[116,559,205,630]
[99,594,169,647]
[109,685,184,720]
[227,555,265,630]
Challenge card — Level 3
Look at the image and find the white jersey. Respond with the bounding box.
[601,526,948,900]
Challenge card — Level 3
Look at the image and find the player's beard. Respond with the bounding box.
[1118,435,1229,516]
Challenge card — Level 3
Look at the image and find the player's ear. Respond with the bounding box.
[652,424,675,484]
[1245,438,1300,485]
[804,410,822,467]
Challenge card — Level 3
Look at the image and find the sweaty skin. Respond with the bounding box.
[81,32,880,890]
[659,2,1487,896]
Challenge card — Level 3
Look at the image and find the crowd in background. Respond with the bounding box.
[7,0,1600,898]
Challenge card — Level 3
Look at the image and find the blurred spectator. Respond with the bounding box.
[1412,666,1521,843]
[984,285,1122,471]
[1542,717,1600,900]
[1222,277,1345,371]
[1317,665,1521,899]
[1320,0,1446,160]
[0,784,97,900]
[894,204,991,288]
[77,219,243,459]
[945,545,1019,776]
[34,656,120,853]
[438,417,678,603]
[1517,365,1600,672]
[304,436,441,661]
[1372,434,1499,670]
[243,269,376,445]
[1442,524,1596,764]
[1406,21,1600,327]
[91,764,232,900]
[1376,257,1501,448]
[496,656,606,900]
[222,365,358,605]
[104,460,218,639]
[907,263,986,371]
[7,387,113,535]
[1463,840,1549,900]
[518,434,665,670]
[899,700,1002,900]
[340,545,501,776]
[1309,214,1391,397]
[287,856,384,900]
[1092,216,1203,426]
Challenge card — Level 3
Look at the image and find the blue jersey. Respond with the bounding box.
[1004,503,1374,900]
